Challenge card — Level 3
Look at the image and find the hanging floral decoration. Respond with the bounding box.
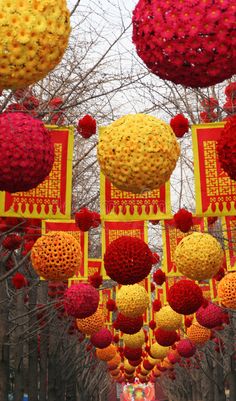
[173,208,193,233]
[167,280,204,315]
[77,115,97,139]
[170,114,189,138]
[217,116,236,181]
[63,283,99,319]
[116,284,149,318]
[75,208,101,232]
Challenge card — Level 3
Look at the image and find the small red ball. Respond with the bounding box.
[170,114,189,138]
[196,303,225,329]
[217,116,236,181]
[124,347,142,361]
[104,236,153,285]
[167,280,204,315]
[90,328,113,349]
[155,328,178,346]
[153,299,162,312]
[63,283,99,319]
[153,270,166,286]
[2,233,22,250]
[114,313,143,335]
[106,299,117,312]
[176,339,196,358]
[174,209,193,233]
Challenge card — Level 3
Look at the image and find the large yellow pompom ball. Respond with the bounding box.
[217,272,236,309]
[174,232,223,280]
[124,360,135,373]
[31,231,81,280]
[76,308,104,335]
[187,322,211,345]
[155,305,182,331]
[150,343,169,360]
[123,330,145,349]
[97,114,180,194]
[116,284,149,318]
[96,344,117,362]
[0,0,70,90]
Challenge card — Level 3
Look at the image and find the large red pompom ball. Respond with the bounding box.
[167,280,204,315]
[196,303,225,329]
[170,115,189,138]
[63,283,99,319]
[174,209,193,233]
[155,328,178,347]
[114,313,143,335]
[124,347,143,361]
[0,113,54,193]
[176,339,196,358]
[104,236,153,284]
[132,0,236,88]
[217,116,236,181]
[90,328,113,349]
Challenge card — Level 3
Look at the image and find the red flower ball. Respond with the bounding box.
[2,233,22,250]
[174,209,193,233]
[128,359,142,367]
[132,0,236,88]
[225,82,236,99]
[155,328,178,346]
[0,113,54,193]
[75,208,101,232]
[77,115,96,139]
[88,272,103,288]
[176,339,196,358]
[149,320,156,330]
[153,299,162,312]
[11,273,28,289]
[114,313,143,334]
[124,347,142,361]
[200,111,217,123]
[152,252,160,265]
[196,303,225,329]
[104,236,153,285]
[170,114,189,138]
[150,282,155,292]
[153,270,166,286]
[200,97,218,111]
[217,116,236,180]
[106,299,117,312]
[143,360,154,371]
[63,283,99,319]
[113,334,119,343]
[90,328,113,349]
[49,97,64,108]
[167,280,204,315]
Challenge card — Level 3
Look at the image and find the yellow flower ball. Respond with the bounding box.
[217,272,236,309]
[31,231,81,281]
[150,343,169,360]
[107,353,121,369]
[147,355,159,366]
[97,114,180,194]
[116,284,149,318]
[174,232,223,280]
[96,344,117,362]
[76,308,104,335]
[0,0,70,89]
[187,322,211,345]
[124,360,135,373]
[123,330,145,349]
[155,305,182,331]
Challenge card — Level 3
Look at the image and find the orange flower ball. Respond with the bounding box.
[187,322,211,345]
[107,353,121,369]
[217,272,236,309]
[31,231,81,280]
[96,344,117,361]
[76,308,104,335]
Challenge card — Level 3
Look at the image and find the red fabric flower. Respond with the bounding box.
[225,82,236,99]
[184,317,193,328]
[106,299,117,312]
[75,208,101,232]
[155,328,178,346]
[208,217,218,226]
[22,96,39,110]
[2,233,22,250]
[217,116,236,180]
[128,359,142,367]
[104,236,153,285]
[132,0,236,88]
[77,115,96,139]
[90,328,113,349]
[170,114,189,138]
[5,103,27,113]
[63,283,99,319]
[0,113,54,193]
[167,279,204,315]
[150,282,155,292]
[153,299,162,312]
[176,339,196,358]
[114,313,143,334]
[113,334,119,343]
[200,111,217,123]
[149,220,160,225]
[124,347,142,361]
[196,303,225,329]
[152,252,160,265]
[149,320,156,330]
[153,270,166,286]
[174,208,193,233]
[223,99,236,114]
[11,273,28,289]
[50,111,65,125]
[49,97,64,108]
[200,97,219,111]
[88,272,103,288]
[143,359,154,371]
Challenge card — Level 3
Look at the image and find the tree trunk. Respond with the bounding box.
[39,283,49,401]
[0,281,9,401]
[13,291,25,401]
[28,285,38,401]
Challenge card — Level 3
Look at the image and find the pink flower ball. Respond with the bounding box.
[90,328,113,349]
[196,303,225,329]
[176,339,196,358]
[63,283,99,319]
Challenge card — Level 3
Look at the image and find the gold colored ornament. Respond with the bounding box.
[150,343,169,359]
[116,284,149,318]
[76,308,104,335]
[217,272,236,309]
[97,114,180,194]
[123,330,145,349]
[156,305,182,331]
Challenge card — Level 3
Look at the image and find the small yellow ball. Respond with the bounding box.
[155,305,182,331]
[124,360,135,373]
[97,114,180,194]
[96,344,117,361]
[174,232,223,280]
[150,343,169,360]
[123,330,145,349]
[116,284,149,318]
[76,308,104,335]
